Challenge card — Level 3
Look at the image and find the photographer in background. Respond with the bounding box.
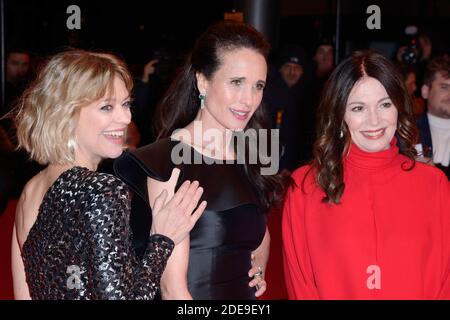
[396,26,421,65]
[396,27,438,89]
[133,48,177,145]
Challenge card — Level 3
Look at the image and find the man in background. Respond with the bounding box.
[418,54,450,179]
[2,50,31,117]
[263,45,308,172]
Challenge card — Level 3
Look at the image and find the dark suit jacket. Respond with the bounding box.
[417,113,450,179]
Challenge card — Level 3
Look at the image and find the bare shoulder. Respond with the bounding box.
[15,172,49,248]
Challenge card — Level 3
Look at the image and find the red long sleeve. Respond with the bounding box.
[437,173,450,298]
[282,141,450,300]
[282,166,319,299]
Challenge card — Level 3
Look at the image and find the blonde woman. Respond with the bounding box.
[11,50,206,300]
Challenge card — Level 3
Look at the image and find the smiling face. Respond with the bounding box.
[344,76,398,153]
[196,47,267,131]
[74,77,132,167]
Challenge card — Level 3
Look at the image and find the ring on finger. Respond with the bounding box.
[254,266,263,277]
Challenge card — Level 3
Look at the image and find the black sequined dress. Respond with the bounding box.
[114,138,266,300]
[22,167,174,300]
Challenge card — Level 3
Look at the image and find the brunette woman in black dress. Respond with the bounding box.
[115,21,286,299]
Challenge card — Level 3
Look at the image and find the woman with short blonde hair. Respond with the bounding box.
[16,50,133,165]
[12,50,206,300]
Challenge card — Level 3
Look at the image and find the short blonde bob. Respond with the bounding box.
[15,49,133,165]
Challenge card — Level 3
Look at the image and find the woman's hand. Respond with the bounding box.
[150,174,207,245]
[248,253,267,297]
[248,228,270,297]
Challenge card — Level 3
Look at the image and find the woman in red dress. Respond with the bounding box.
[282,50,450,299]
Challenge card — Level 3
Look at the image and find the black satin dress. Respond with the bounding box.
[114,138,266,300]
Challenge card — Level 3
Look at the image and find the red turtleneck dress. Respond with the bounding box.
[282,139,450,299]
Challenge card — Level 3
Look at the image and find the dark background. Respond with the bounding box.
[4,0,450,67]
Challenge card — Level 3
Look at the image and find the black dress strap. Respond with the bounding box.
[113,138,179,208]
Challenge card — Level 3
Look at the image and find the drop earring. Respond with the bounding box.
[66,138,77,162]
[199,94,206,109]
[67,138,76,152]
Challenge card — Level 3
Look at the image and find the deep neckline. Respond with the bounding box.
[21,166,90,252]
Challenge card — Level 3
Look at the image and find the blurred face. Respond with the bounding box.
[418,35,432,60]
[6,53,30,83]
[405,72,417,96]
[422,72,450,119]
[75,77,132,167]
[280,62,303,88]
[344,77,398,153]
[197,48,267,131]
[314,45,334,71]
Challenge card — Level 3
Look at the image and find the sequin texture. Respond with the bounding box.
[22,166,174,300]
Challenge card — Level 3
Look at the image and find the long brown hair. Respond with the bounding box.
[307,50,418,204]
[154,21,286,212]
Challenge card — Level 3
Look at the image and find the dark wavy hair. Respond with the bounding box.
[154,20,286,212]
[306,50,418,204]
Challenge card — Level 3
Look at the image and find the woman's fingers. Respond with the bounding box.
[248,265,265,297]
[184,186,204,216]
[254,280,267,297]
[167,180,191,208]
[151,172,207,244]
[248,266,262,278]
[171,199,206,245]
[248,271,267,297]
[165,168,184,207]
[178,181,200,210]
[190,201,207,225]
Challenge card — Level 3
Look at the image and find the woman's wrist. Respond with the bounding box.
[161,288,192,300]
[149,233,175,248]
